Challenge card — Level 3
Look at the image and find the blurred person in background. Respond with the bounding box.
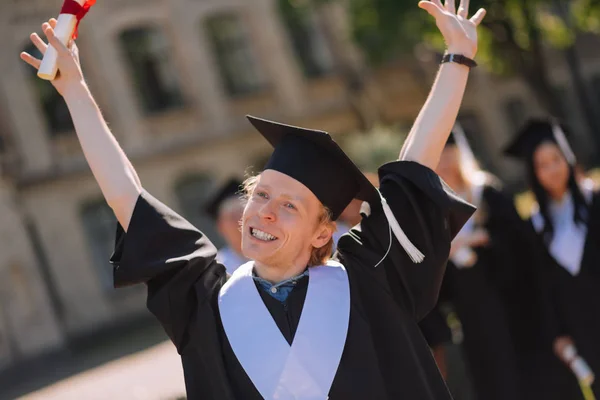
[505,119,600,398]
[437,126,576,400]
[204,178,248,274]
[20,0,484,397]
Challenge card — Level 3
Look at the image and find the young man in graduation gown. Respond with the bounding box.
[21,1,484,398]
[204,178,249,274]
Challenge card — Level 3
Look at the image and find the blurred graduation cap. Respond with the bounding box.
[504,119,576,165]
[204,178,243,220]
[247,115,424,263]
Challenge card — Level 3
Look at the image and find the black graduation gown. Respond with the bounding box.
[110,161,474,400]
[441,185,579,400]
[529,189,600,397]
[419,305,451,349]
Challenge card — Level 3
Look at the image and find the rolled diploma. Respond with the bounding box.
[37,0,86,81]
[572,357,595,386]
[563,344,595,385]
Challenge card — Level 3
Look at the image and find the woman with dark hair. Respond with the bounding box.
[437,125,582,400]
[505,118,600,398]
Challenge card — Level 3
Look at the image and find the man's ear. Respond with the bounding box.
[312,222,335,249]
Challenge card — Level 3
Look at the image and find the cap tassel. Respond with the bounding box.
[380,194,425,264]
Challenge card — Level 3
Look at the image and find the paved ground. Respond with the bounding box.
[1,313,476,400]
[18,341,185,400]
[11,342,476,400]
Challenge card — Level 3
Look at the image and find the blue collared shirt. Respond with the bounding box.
[253,270,309,303]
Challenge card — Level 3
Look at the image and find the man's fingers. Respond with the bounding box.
[458,0,469,17]
[49,18,58,29]
[418,1,443,17]
[470,8,486,26]
[20,52,41,70]
[445,0,456,14]
[43,24,70,56]
[30,33,48,55]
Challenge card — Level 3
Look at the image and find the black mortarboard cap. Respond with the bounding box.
[504,119,576,165]
[247,116,379,221]
[204,178,243,220]
[247,115,425,264]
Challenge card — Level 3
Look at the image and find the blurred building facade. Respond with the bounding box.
[0,0,598,371]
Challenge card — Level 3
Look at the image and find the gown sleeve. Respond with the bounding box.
[419,304,452,348]
[110,190,227,352]
[337,161,475,320]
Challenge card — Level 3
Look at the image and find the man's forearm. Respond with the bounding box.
[399,63,470,170]
[63,82,142,229]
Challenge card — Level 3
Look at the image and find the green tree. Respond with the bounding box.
[551,0,600,155]
[345,0,600,153]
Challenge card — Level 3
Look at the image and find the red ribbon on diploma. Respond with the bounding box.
[60,0,96,39]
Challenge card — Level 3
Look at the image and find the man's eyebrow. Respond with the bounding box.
[280,193,306,202]
[254,183,306,203]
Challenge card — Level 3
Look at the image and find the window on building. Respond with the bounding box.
[205,13,265,96]
[175,175,225,249]
[23,44,74,136]
[503,97,526,131]
[80,200,117,291]
[278,0,334,78]
[119,26,184,114]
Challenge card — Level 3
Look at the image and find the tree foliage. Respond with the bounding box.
[345,0,600,123]
[347,0,598,67]
[284,0,600,151]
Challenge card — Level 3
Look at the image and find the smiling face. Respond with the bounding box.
[241,170,334,272]
[532,141,570,199]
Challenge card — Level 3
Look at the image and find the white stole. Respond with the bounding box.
[218,260,350,400]
[531,186,593,276]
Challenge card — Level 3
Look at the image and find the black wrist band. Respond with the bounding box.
[441,54,478,68]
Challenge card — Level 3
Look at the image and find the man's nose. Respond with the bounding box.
[258,201,276,221]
